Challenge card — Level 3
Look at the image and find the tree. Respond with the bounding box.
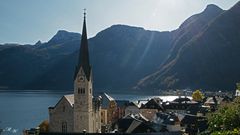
[207,97,240,134]
[211,129,240,135]
[236,83,240,90]
[38,120,49,132]
[192,89,204,102]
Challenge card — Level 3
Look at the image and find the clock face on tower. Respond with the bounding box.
[78,76,84,82]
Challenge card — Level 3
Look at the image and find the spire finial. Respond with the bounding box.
[83,8,86,19]
[74,7,90,80]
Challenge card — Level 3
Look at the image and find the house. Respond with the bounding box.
[204,95,232,112]
[101,109,108,126]
[204,96,222,111]
[114,100,130,119]
[236,89,240,96]
[113,113,158,133]
[100,93,117,132]
[125,102,140,116]
[163,100,199,114]
[23,127,40,135]
[221,95,232,102]
[153,112,181,132]
[181,114,208,134]
[185,105,209,116]
[140,98,164,121]
[173,97,191,103]
[101,93,117,125]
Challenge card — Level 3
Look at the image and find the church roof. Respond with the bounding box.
[101,93,115,109]
[74,11,91,80]
[64,94,74,107]
[103,93,115,101]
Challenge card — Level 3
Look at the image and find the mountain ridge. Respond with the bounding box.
[135,2,240,91]
[0,25,173,91]
[0,3,239,92]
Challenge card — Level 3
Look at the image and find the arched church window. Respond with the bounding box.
[78,88,80,94]
[62,122,67,133]
[78,88,86,94]
[63,106,65,112]
[80,88,85,94]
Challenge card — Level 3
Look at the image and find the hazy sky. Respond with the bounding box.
[0,0,239,44]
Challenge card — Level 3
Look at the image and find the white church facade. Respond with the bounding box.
[48,12,101,133]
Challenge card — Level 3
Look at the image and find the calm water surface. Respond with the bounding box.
[0,90,181,135]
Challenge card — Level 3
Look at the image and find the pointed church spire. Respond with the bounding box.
[75,9,91,80]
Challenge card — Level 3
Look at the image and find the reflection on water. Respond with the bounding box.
[0,90,183,135]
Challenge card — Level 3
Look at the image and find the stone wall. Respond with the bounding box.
[49,97,74,132]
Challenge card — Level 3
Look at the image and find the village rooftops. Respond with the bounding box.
[140,98,164,111]
[185,104,209,115]
[173,97,191,103]
[154,112,180,125]
[113,113,159,133]
[126,102,140,108]
[181,114,208,133]
[123,113,149,122]
[161,100,199,114]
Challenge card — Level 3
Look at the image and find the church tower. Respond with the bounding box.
[73,10,94,133]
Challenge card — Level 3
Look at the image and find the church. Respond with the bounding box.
[48,11,101,133]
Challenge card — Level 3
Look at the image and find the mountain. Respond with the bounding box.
[1,2,240,92]
[35,30,81,56]
[0,45,62,90]
[0,25,173,91]
[0,31,81,90]
[163,4,224,65]
[136,2,240,91]
[47,30,80,45]
[25,25,173,91]
[89,25,172,91]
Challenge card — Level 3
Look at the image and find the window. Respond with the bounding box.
[80,88,85,94]
[78,76,84,82]
[63,106,65,112]
[90,88,92,94]
[82,88,85,94]
[78,88,85,94]
[80,77,84,81]
[78,88,80,94]
[62,122,67,133]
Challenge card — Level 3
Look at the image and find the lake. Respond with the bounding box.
[0,90,182,135]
